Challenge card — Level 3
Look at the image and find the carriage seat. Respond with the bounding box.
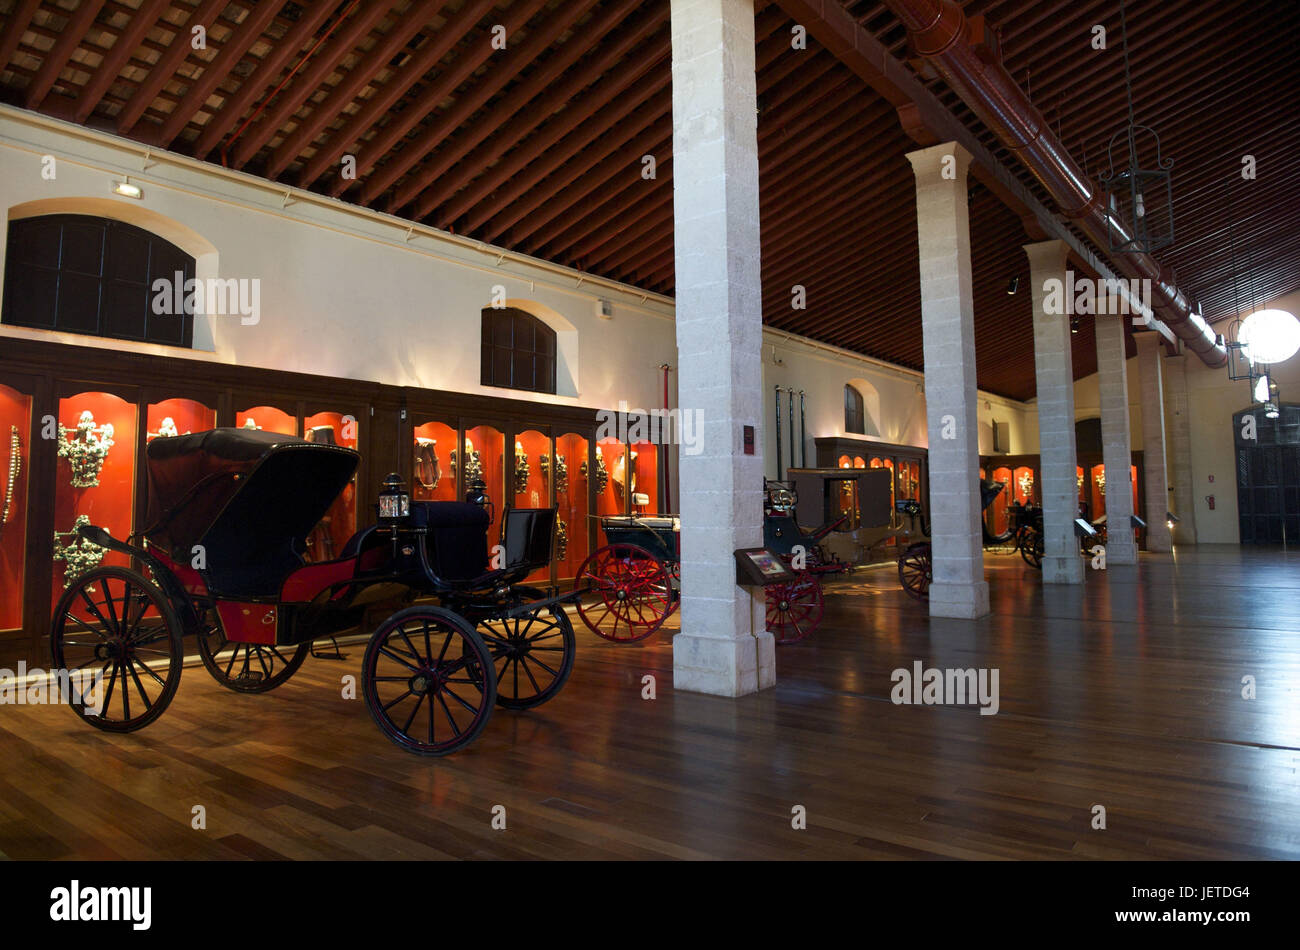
[413,502,491,581]
[415,504,556,590]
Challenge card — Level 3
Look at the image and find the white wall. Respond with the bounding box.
[0,108,1041,500]
[0,109,676,414]
[760,331,1037,478]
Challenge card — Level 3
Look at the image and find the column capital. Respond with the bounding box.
[1134,331,1164,355]
[1022,238,1069,269]
[905,141,972,183]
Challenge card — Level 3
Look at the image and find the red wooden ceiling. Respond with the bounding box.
[1,0,1296,399]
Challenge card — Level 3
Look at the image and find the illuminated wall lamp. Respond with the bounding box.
[112,178,142,199]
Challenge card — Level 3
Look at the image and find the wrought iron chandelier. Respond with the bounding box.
[1099,0,1174,254]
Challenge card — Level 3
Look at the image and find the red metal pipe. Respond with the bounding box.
[661,363,672,513]
[882,0,1226,366]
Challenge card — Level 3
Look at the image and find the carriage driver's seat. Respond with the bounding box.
[418,503,556,590]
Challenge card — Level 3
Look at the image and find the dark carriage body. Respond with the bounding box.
[52,427,574,755]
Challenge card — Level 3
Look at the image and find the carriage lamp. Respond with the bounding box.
[465,477,489,507]
[378,473,410,525]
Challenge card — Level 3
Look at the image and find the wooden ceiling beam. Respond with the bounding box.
[406,10,673,220]
[487,112,673,246]
[225,0,400,167]
[193,1,370,157]
[116,0,229,134]
[356,0,581,204]
[459,71,670,235]
[70,0,172,123]
[308,0,641,194]
[0,0,43,78]
[25,0,108,108]
[263,0,457,179]
[154,0,289,147]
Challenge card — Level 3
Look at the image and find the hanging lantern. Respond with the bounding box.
[1099,0,1174,254]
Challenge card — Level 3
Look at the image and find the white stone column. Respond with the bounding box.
[669,0,773,696]
[1093,315,1138,564]
[1163,352,1198,543]
[906,142,989,619]
[1025,240,1084,583]
[1135,333,1172,552]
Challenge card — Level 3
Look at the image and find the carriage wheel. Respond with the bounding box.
[1020,529,1044,569]
[898,542,932,600]
[362,606,496,755]
[476,587,576,709]
[49,565,184,733]
[196,608,310,693]
[575,543,675,643]
[765,571,824,645]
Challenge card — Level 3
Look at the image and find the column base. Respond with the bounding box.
[1145,531,1173,553]
[1107,537,1138,565]
[673,631,776,697]
[928,581,990,619]
[1042,554,1085,584]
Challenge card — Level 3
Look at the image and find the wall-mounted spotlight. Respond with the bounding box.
[1006,276,1019,295]
[112,178,142,199]
[1070,316,1080,334]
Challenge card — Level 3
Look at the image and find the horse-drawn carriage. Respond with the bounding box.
[896,478,1015,599]
[571,476,861,645]
[50,428,575,756]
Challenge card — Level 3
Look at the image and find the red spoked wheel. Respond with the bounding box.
[898,541,932,600]
[575,543,675,643]
[765,570,824,645]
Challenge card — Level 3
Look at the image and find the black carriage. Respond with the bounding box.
[896,478,1012,599]
[49,428,575,756]
[571,483,843,645]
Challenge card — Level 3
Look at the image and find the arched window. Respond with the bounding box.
[3,213,195,347]
[481,306,557,394]
[844,384,866,434]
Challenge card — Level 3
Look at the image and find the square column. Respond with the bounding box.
[1025,240,1084,584]
[1093,316,1138,564]
[669,0,774,697]
[1135,334,1172,552]
[906,142,989,619]
[1163,353,1198,543]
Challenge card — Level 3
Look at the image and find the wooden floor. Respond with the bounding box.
[2,545,1298,860]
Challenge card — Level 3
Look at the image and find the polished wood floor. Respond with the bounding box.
[2,545,1298,860]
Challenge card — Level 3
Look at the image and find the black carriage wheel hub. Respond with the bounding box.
[410,667,443,695]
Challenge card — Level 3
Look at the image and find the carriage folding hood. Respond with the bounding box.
[144,428,359,595]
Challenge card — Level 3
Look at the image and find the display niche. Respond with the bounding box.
[464,425,504,534]
[989,465,1013,536]
[147,398,215,443]
[412,420,457,502]
[632,441,659,513]
[0,383,31,632]
[555,432,588,582]
[303,411,358,562]
[236,405,295,435]
[52,392,137,609]
[514,429,552,583]
[594,438,625,523]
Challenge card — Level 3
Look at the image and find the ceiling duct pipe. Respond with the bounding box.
[884,0,1227,367]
